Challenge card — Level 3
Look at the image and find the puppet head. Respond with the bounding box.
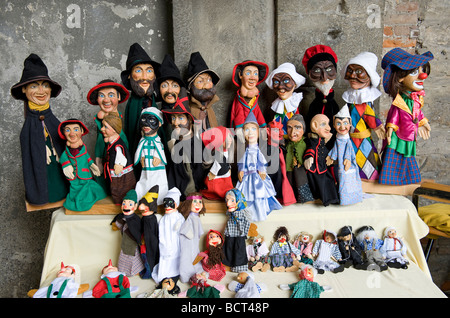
[102,259,118,275]
[333,105,352,136]
[295,231,313,244]
[299,264,317,282]
[140,107,163,137]
[225,188,247,212]
[122,189,138,216]
[204,229,225,267]
[178,192,206,219]
[155,54,185,104]
[337,225,355,243]
[87,80,129,116]
[323,230,337,244]
[186,52,220,103]
[161,89,195,138]
[58,119,88,148]
[163,187,181,214]
[242,112,260,145]
[355,225,378,243]
[265,62,306,100]
[342,52,380,91]
[57,262,76,278]
[273,226,290,244]
[233,60,269,98]
[286,114,306,142]
[101,112,122,143]
[310,114,332,140]
[302,45,338,95]
[383,226,398,239]
[138,185,159,216]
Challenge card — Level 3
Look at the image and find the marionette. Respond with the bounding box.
[379,48,433,185]
[269,226,302,272]
[293,231,314,265]
[201,126,234,200]
[312,230,344,274]
[302,44,340,148]
[186,52,221,130]
[380,226,409,269]
[279,264,331,298]
[236,113,282,222]
[265,62,306,134]
[326,105,363,205]
[134,106,168,204]
[138,277,181,298]
[121,43,161,157]
[58,119,107,212]
[100,112,136,204]
[355,225,388,271]
[304,114,339,206]
[111,189,145,276]
[179,272,224,298]
[91,260,131,298]
[285,114,314,203]
[229,60,269,130]
[337,225,364,269]
[246,235,271,272]
[151,188,185,284]
[341,52,385,180]
[178,192,206,283]
[11,53,69,205]
[194,229,227,282]
[228,271,267,298]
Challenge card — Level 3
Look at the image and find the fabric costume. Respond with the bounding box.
[179,210,204,283]
[312,231,343,272]
[92,271,131,298]
[287,278,325,299]
[380,227,409,267]
[33,276,79,298]
[269,238,301,269]
[185,276,221,298]
[246,240,270,271]
[198,230,227,282]
[293,236,314,265]
[230,275,265,298]
[337,226,364,267]
[356,226,387,271]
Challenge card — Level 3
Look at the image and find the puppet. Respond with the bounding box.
[58,119,107,212]
[265,62,306,134]
[285,114,314,203]
[269,226,302,272]
[380,226,409,269]
[236,113,282,222]
[355,225,388,271]
[279,264,331,298]
[178,192,206,283]
[312,230,344,274]
[326,105,363,205]
[246,235,271,272]
[179,272,224,298]
[195,229,227,282]
[229,60,269,130]
[379,48,433,185]
[151,188,185,284]
[341,52,385,180]
[337,225,364,269]
[293,231,314,265]
[11,53,68,205]
[91,260,131,298]
[138,277,181,298]
[134,107,168,204]
[304,114,339,206]
[228,271,267,298]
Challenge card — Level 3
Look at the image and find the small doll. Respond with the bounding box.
[279,264,331,298]
[337,225,364,269]
[380,226,409,269]
[201,126,234,200]
[91,260,131,298]
[195,229,227,282]
[293,231,314,265]
[228,271,267,298]
[101,112,136,204]
[326,105,363,205]
[285,114,314,203]
[58,119,107,212]
[312,230,344,274]
[179,272,224,298]
[236,113,283,222]
[246,235,271,272]
[178,192,206,283]
[379,48,433,185]
[137,277,180,298]
[151,187,185,284]
[355,225,388,271]
[269,226,302,272]
[304,114,339,206]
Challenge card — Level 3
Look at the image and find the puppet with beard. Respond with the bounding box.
[194,229,227,282]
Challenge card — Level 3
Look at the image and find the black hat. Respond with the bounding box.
[232,60,269,88]
[11,54,62,101]
[186,52,220,89]
[154,54,185,95]
[338,225,353,237]
[120,43,161,90]
[86,79,130,105]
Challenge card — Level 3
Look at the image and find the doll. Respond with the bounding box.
[379,48,433,185]
[236,113,283,222]
[151,188,185,284]
[312,230,344,274]
[134,107,168,204]
[178,192,206,283]
[337,225,364,269]
[229,60,269,129]
[201,126,234,200]
[58,119,107,212]
[269,226,302,272]
[91,260,131,298]
[246,235,271,272]
[279,264,331,298]
[228,271,267,298]
[100,112,136,204]
[304,114,339,206]
[11,54,69,205]
[341,52,385,180]
[326,105,363,205]
[155,54,185,112]
[138,277,181,298]
[285,114,314,203]
[265,62,306,135]
[195,229,227,282]
[293,231,314,265]
[179,272,224,298]
[355,225,388,271]
[380,226,409,269]
[31,262,82,298]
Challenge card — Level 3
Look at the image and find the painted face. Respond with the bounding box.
[57,266,75,278]
[301,235,310,243]
[140,114,160,136]
[334,117,351,136]
[22,80,51,105]
[309,60,337,83]
[63,124,84,146]
[278,235,287,243]
[121,199,136,215]
[97,87,120,114]
[191,198,203,214]
[387,229,397,238]
[130,63,156,93]
[225,193,237,212]
[193,73,213,90]
[163,197,177,214]
[100,120,117,140]
[160,79,181,104]
[243,122,259,145]
[400,66,428,92]
[311,114,332,139]
[208,231,222,246]
[324,233,334,243]
[344,64,371,90]
[272,72,295,100]
[287,119,304,142]
[161,278,175,291]
[102,265,118,275]
[171,113,189,129]
[237,272,249,284]
[239,65,259,91]
[300,266,314,281]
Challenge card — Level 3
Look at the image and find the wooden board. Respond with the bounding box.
[361,179,434,196]
[26,199,65,212]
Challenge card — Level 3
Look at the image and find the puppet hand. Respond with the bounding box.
[343,159,351,171]
[238,171,244,182]
[293,157,298,166]
[90,163,101,176]
[63,165,74,179]
[208,172,216,181]
[114,164,124,175]
[46,145,52,165]
[140,156,145,168]
[152,157,161,167]
[326,156,334,166]
[95,157,103,173]
[386,127,393,145]
[304,157,313,170]
[259,171,266,180]
[374,125,386,140]
[418,123,431,140]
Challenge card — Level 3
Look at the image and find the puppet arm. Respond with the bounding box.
[63,165,75,180]
[304,157,314,170]
[90,163,101,176]
[418,122,431,140]
[374,124,386,140]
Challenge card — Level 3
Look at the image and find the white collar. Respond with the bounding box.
[342,86,381,104]
[270,92,303,114]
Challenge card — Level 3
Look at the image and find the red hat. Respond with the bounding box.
[205,229,224,248]
[201,126,233,150]
[302,45,338,73]
[58,119,89,140]
[86,79,130,105]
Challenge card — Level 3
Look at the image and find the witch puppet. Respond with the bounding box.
[58,119,107,212]
[379,48,433,185]
[11,53,69,207]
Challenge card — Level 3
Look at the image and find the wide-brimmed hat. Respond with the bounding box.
[232,60,269,88]
[186,52,220,89]
[381,48,433,93]
[58,119,89,140]
[11,54,62,101]
[301,45,338,73]
[160,88,194,122]
[86,79,130,105]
